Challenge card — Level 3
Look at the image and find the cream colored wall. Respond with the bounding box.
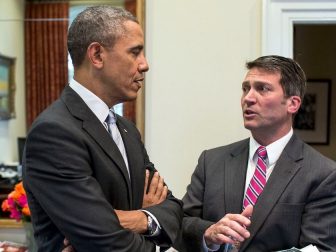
[145,0,262,198]
[0,0,25,163]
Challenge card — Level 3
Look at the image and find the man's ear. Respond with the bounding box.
[87,42,104,69]
[287,96,301,114]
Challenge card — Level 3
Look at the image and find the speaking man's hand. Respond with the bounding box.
[204,205,253,247]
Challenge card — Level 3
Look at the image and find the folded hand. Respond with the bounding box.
[142,170,167,208]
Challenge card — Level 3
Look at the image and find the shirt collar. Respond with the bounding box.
[249,128,293,167]
[69,78,110,124]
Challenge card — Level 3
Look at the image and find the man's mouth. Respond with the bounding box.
[244,108,257,117]
[134,78,144,87]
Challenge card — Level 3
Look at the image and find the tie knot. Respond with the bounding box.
[257,146,267,160]
[105,110,116,124]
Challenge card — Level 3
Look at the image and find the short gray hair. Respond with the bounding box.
[68,6,138,67]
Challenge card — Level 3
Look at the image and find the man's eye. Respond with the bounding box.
[131,49,141,56]
[258,86,270,92]
[242,86,250,93]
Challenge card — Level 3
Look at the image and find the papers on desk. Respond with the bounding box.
[301,245,319,252]
[277,244,319,252]
[0,241,27,252]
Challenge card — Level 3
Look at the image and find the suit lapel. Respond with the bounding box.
[225,140,249,214]
[61,86,133,206]
[240,135,304,251]
[117,119,145,209]
[82,120,131,181]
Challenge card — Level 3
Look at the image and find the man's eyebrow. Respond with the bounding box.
[254,81,271,86]
[129,45,143,50]
[242,80,271,86]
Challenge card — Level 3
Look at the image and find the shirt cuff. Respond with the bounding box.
[202,235,220,252]
[141,210,161,237]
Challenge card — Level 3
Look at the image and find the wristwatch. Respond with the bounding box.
[146,214,157,236]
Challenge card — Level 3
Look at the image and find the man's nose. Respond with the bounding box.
[243,89,256,103]
[138,56,149,72]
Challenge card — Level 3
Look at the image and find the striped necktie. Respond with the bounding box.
[243,146,267,209]
[105,110,129,177]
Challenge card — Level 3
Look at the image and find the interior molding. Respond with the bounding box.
[136,0,146,139]
[262,0,336,57]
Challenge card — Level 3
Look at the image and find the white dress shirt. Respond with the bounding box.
[244,129,294,196]
[69,79,110,127]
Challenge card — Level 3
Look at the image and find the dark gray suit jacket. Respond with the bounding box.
[23,86,183,252]
[177,135,336,252]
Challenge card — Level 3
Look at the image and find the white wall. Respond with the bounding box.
[145,0,262,198]
[0,0,26,163]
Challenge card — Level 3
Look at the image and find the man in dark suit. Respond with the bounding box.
[22,6,182,252]
[177,55,336,252]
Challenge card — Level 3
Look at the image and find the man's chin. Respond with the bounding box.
[243,122,258,131]
[123,91,138,102]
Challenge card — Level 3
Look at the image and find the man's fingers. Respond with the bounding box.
[62,239,75,252]
[159,186,168,202]
[208,232,235,245]
[62,246,76,252]
[216,231,243,244]
[241,205,253,219]
[205,223,239,245]
[142,172,167,207]
[218,217,250,239]
[224,212,251,228]
[143,170,149,194]
[205,216,251,248]
[64,238,70,246]
[148,172,159,194]
[155,176,164,196]
[217,224,246,242]
[114,209,123,221]
[205,211,253,248]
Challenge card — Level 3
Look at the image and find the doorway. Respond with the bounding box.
[262,0,336,160]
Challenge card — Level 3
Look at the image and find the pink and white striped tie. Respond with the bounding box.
[243,146,267,209]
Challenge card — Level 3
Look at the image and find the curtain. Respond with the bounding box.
[25,1,69,128]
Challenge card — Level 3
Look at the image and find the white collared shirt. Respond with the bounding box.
[244,128,294,195]
[69,78,110,127]
[69,79,129,170]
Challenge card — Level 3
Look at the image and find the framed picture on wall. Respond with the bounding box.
[294,79,331,145]
[0,53,16,120]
